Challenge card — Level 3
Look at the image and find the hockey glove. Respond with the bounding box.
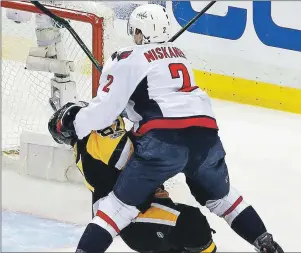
[48,101,88,146]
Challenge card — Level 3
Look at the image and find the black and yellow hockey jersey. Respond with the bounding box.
[74,116,133,200]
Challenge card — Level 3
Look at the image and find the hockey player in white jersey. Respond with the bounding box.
[53,4,284,253]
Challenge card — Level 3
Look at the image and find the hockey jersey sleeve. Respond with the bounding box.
[74,49,148,139]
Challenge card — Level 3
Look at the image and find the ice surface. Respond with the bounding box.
[2,2,301,251]
[2,210,134,252]
[2,99,301,252]
[2,211,84,252]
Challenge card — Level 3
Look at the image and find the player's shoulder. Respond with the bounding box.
[102,46,136,72]
[110,44,161,62]
[110,45,137,62]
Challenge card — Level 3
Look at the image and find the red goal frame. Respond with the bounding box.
[1,0,103,97]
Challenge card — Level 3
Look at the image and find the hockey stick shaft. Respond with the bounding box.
[30,1,103,72]
[31,1,215,73]
[168,1,216,42]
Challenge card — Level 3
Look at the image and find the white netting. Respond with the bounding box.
[1,1,184,191]
[2,18,91,151]
[1,1,132,152]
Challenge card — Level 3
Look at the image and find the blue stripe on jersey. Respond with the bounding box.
[130,76,163,126]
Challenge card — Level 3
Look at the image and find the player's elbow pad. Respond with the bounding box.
[74,101,120,139]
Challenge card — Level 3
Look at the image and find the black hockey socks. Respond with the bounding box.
[76,223,113,253]
[227,204,284,252]
[231,206,267,244]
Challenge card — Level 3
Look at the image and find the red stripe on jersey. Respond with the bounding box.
[96,210,120,233]
[222,196,243,217]
[135,117,218,135]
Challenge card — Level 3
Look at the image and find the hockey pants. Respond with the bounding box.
[113,127,230,207]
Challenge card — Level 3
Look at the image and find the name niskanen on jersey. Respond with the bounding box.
[144,46,187,62]
[74,42,218,140]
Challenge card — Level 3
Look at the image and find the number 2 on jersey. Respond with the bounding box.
[169,63,197,92]
[102,75,114,93]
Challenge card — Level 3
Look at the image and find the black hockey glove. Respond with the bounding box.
[48,101,88,146]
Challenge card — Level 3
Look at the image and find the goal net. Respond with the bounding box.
[1,1,184,191]
[1,1,130,153]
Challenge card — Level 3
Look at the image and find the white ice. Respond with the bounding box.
[2,99,301,252]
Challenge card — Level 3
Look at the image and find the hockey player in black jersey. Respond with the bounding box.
[49,102,217,253]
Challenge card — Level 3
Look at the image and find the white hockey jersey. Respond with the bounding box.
[74,42,217,139]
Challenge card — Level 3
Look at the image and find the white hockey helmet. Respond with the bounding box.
[127,4,171,44]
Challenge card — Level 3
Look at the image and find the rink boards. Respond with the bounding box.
[168,1,301,114]
[2,1,301,114]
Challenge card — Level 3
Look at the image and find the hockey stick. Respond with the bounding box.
[168,1,216,42]
[31,0,215,112]
[30,1,103,73]
[31,1,216,71]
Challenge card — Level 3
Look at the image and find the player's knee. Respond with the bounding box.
[173,205,215,251]
[91,191,139,237]
[205,187,250,225]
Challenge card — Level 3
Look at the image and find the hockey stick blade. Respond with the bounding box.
[30,1,103,73]
[168,1,216,42]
